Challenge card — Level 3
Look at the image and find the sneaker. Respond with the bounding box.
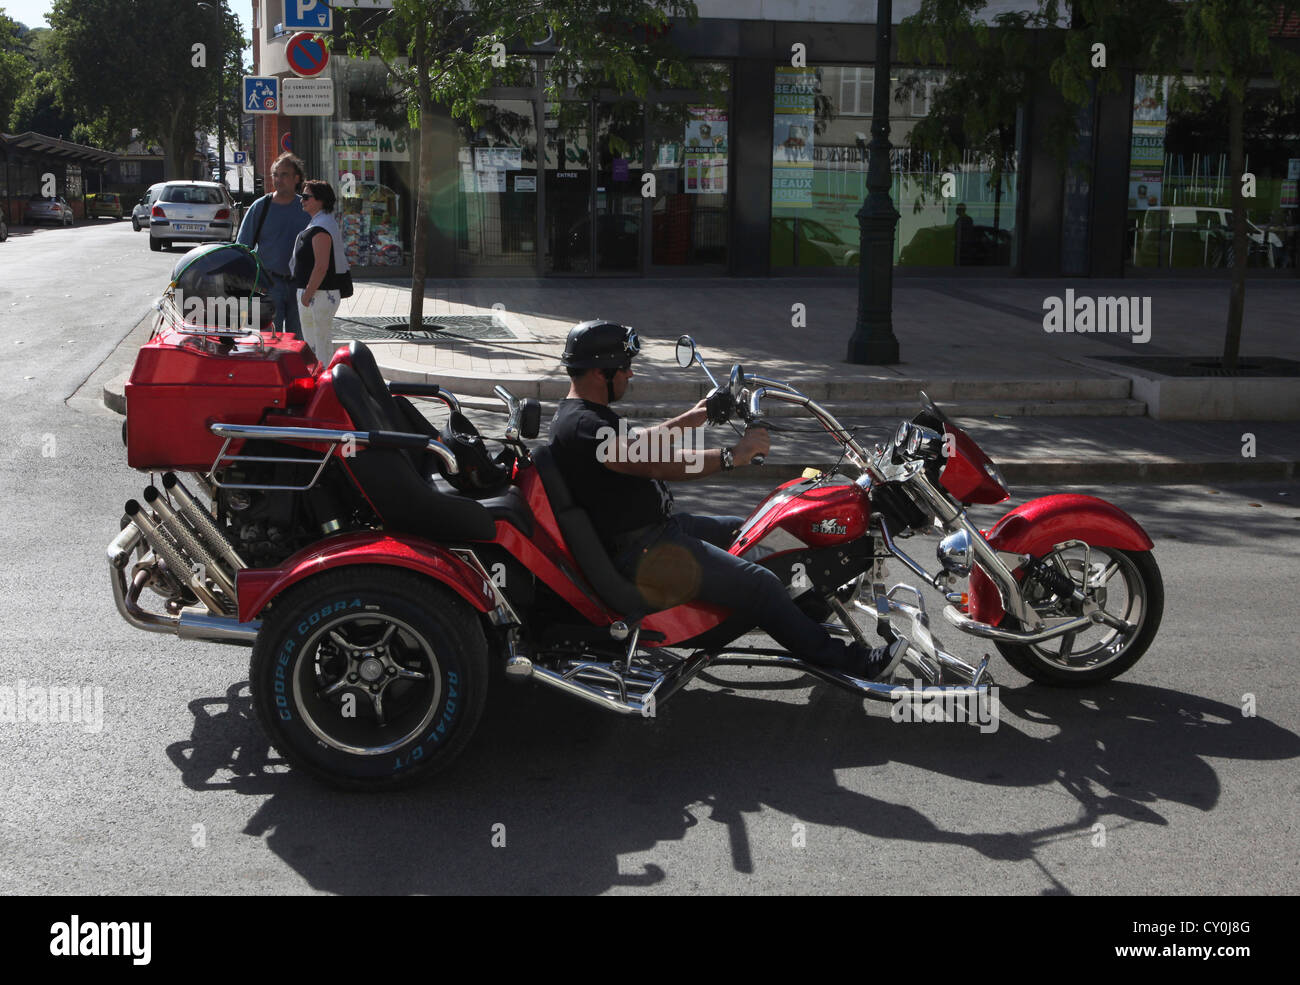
[848,638,906,681]
[815,637,906,681]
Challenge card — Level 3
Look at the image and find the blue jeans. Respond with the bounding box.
[268,275,302,338]
[613,513,835,661]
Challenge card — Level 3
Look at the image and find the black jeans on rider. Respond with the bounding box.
[610,514,839,664]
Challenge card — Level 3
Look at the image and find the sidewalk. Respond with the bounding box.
[96,276,1300,484]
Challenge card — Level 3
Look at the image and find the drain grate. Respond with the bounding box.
[333,313,518,342]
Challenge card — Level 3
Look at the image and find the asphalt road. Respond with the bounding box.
[1,222,1298,895]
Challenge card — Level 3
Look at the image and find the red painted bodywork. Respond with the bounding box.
[733,477,868,552]
[967,494,1155,626]
[640,478,867,646]
[125,327,319,470]
[940,423,1010,505]
[237,531,495,622]
[504,466,616,624]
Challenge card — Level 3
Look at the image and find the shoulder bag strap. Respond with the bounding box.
[252,193,273,246]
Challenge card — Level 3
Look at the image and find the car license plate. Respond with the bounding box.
[175,223,205,232]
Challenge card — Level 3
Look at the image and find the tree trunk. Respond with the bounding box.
[409,17,431,334]
[1223,88,1247,371]
[411,98,433,334]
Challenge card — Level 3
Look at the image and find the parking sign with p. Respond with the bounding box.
[285,0,333,31]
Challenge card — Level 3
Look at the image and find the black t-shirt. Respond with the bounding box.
[548,398,672,543]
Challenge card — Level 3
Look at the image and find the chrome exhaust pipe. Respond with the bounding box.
[162,472,246,572]
[142,486,238,605]
[124,499,225,615]
[176,610,259,645]
[108,519,258,645]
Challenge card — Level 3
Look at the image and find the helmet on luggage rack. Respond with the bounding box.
[166,243,274,331]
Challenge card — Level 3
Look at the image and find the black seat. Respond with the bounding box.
[348,341,442,468]
[432,476,534,537]
[529,445,649,620]
[331,363,497,542]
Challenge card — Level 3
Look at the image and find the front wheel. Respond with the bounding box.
[250,567,489,790]
[995,545,1163,686]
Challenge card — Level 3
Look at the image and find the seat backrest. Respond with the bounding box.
[331,363,497,542]
[530,445,648,620]
[341,342,444,473]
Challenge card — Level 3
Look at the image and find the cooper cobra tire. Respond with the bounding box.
[995,547,1163,687]
[250,567,489,790]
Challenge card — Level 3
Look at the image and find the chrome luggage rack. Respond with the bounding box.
[151,292,268,349]
[207,422,461,493]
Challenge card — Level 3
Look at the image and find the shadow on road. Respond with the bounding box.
[164,674,1299,894]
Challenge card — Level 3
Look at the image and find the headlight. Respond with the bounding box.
[984,461,1008,490]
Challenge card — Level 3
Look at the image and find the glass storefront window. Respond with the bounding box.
[1128,76,1298,270]
[321,59,415,270]
[457,99,539,268]
[543,101,594,273]
[650,103,729,266]
[771,65,1018,268]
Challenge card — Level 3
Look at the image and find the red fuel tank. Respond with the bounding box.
[125,328,319,471]
[734,476,870,558]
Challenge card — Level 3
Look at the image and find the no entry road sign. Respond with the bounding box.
[286,32,330,78]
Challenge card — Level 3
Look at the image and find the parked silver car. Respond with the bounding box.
[26,194,74,226]
[148,181,238,251]
[131,182,167,231]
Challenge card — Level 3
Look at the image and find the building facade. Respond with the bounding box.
[246,0,1300,279]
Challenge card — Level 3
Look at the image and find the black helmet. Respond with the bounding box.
[561,320,641,370]
[169,243,273,329]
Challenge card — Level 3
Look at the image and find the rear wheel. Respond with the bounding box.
[149,236,161,252]
[250,567,489,790]
[995,545,1163,686]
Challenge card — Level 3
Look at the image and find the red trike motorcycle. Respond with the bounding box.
[108,315,1163,789]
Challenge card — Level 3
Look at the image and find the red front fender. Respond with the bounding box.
[236,532,496,622]
[968,494,1154,626]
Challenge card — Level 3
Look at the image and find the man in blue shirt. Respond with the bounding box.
[237,152,311,336]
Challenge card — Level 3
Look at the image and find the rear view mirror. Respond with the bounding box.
[519,398,541,440]
[675,335,696,368]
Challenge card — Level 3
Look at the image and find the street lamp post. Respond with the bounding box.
[846,0,900,365]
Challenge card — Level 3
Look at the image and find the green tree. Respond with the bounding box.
[901,0,1300,370]
[339,0,719,330]
[1170,1,1300,369]
[1,9,39,132]
[48,0,245,175]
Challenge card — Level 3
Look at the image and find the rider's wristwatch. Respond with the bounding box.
[720,446,735,471]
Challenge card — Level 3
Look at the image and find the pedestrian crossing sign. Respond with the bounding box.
[243,77,279,115]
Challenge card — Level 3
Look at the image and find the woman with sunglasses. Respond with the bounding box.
[290,180,351,362]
